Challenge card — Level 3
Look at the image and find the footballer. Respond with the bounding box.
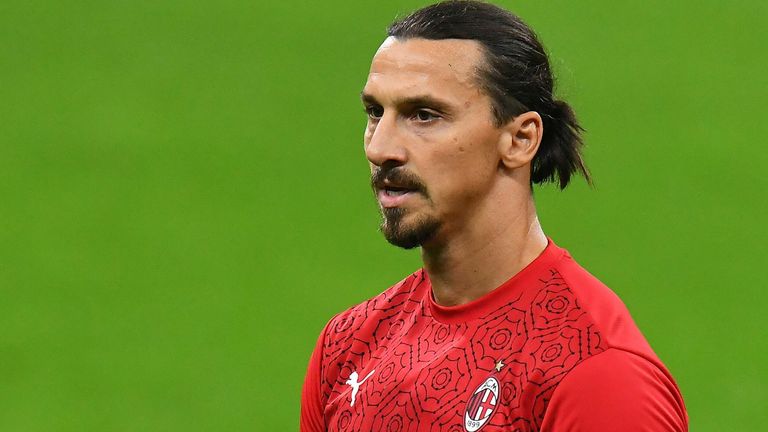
[300,1,688,431]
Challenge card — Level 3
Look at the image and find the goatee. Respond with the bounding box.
[380,207,441,249]
[372,165,439,249]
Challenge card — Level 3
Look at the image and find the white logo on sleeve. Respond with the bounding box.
[345,369,375,407]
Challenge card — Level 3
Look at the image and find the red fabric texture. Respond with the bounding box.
[540,349,687,431]
[300,239,688,431]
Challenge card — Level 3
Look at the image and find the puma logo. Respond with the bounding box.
[345,369,375,407]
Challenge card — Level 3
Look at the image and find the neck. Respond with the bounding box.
[421,193,547,307]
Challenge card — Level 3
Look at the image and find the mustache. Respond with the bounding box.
[370,166,428,196]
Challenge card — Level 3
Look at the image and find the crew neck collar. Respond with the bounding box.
[425,238,565,324]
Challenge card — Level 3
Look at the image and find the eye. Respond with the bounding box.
[365,105,384,119]
[413,109,439,122]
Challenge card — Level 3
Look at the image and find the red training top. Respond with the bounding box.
[301,239,688,431]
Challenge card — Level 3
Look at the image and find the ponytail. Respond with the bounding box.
[533,99,591,189]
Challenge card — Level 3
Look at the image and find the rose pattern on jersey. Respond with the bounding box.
[415,347,472,415]
[371,391,421,432]
[470,303,528,370]
[321,269,605,431]
[530,272,585,331]
[416,319,470,363]
[528,325,583,382]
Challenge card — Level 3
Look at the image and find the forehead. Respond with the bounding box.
[363,37,486,102]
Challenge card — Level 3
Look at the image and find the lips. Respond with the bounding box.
[383,188,408,197]
[377,187,416,208]
[373,179,415,207]
[371,168,426,208]
[381,183,413,195]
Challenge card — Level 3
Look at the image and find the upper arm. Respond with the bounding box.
[541,348,688,432]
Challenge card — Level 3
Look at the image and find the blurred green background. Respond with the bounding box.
[1,0,765,430]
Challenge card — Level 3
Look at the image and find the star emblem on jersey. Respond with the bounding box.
[464,377,500,432]
[495,359,505,372]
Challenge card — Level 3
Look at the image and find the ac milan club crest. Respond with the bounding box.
[464,377,500,432]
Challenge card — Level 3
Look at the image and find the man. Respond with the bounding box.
[301,1,688,431]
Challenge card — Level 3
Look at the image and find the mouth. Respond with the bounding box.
[382,185,412,197]
[376,184,418,208]
[371,168,427,209]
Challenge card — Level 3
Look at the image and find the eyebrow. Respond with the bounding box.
[360,92,454,113]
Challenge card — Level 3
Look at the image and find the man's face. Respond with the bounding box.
[362,37,503,249]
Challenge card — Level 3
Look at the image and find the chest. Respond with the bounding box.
[321,304,595,432]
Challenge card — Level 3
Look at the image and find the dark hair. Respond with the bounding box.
[388,0,591,189]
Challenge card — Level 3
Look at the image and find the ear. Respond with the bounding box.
[497,111,543,169]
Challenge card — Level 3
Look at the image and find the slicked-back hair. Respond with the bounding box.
[387,0,591,189]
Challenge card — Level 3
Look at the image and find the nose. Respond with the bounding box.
[364,113,407,168]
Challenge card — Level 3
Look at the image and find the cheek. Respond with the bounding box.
[415,117,500,200]
[427,144,497,200]
[450,133,498,175]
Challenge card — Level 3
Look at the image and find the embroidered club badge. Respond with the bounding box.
[464,377,500,432]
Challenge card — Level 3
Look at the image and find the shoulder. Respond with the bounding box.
[541,348,689,431]
[540,246,688,430]
[554,250,630,321]
[316,270,426,369]
[324,269,426,341]
[310,270,427,404]
[553,248,658,358]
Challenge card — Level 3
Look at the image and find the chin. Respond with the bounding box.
[381,208,441,249]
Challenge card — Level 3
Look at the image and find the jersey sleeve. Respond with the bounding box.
[300,324,328,432]
[540,348,688,432]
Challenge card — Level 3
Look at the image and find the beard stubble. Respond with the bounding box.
[380,206,441,249]
[372,166,442,249]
